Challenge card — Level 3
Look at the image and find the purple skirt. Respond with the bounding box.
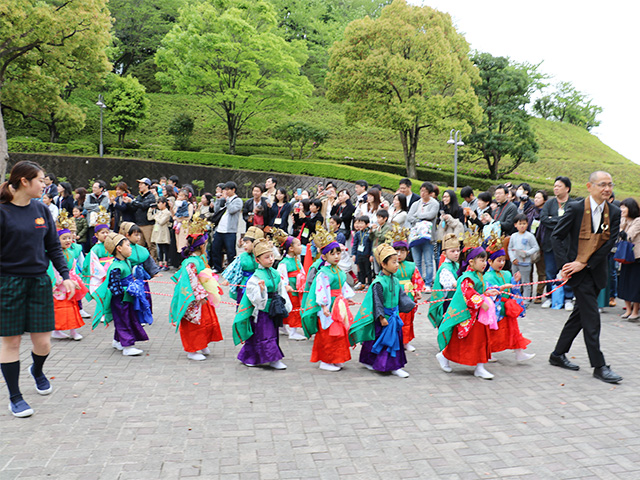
[237,310,283,365]
[359,321,407,372]
[111,297,149,347]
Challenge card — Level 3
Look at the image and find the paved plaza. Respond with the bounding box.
[1,278,639,480]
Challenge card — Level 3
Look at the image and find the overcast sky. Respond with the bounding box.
[411,1,640,165]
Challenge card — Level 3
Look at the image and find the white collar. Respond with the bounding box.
[589,196,605,212]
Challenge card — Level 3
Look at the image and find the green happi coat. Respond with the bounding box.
[394,260,417,300]
[484,268,512,317]
[232,266,281,345]
[301,264,346,338]
[169,255,207,330]
[91,259,133,328]
[280,256,302,297]
[128,243,150,267]
[437,270,485,351]
[349,273,400,345]
[230,251,258,301]
[46,244,84,284]
[428,260,459,328]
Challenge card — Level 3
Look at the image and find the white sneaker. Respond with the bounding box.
[391,368,410,378]
[424,286,432,294]
[564,300,574,311]
[122,346,143,356]
[112,340,124,351]
[70,330,83,341]
[200,347,211,355]
[541,299,551,309]
[488,356,498,363]
[187,352,206,361]
[51,331,69,339]
[319,362,341,372]
[269,360,287,370]
[404,343,416,352]
[436,352,452,373]
[361,363,374,371]
[288,328,307,341]
[79,309,91,319]
[279,326,290,336]
[515,350,535,362]
[243,362,256,367]
[474,364,494,379]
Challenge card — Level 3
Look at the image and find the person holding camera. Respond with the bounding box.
[111,182,135,234]
[130,177,157,261]
[243,184,271,231]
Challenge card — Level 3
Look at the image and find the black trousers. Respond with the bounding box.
[211,232,237,272]
[553,271,605,368]
[356,256,372,285]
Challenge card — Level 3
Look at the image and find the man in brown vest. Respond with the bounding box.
[548,171,622,383]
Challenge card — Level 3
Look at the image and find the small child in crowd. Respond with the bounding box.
[508,213,540,303]
[428,234,460,329]
[72,206,88,250]
[82,207,113,299]
[151,198,172,271]
[351,216,372,290]
[369,209,391,274]
[275,230,307,341]
[222,227,264,306]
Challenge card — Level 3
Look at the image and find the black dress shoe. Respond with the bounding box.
[549,353,580,371]
[593,366,623,383]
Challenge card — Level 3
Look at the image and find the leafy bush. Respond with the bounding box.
[9,136,43,143]
[168,113,195,151]
[66,140,96,155]
[271,122,329,160]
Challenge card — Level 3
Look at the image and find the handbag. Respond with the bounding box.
[408,221,432,248]
[614,240,636,264]
[210,205,226,227]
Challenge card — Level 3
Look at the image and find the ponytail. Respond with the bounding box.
[0,160,44,204]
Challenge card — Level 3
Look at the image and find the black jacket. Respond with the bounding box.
[331,201,355,235]
[551,198,620,290]
[243,197,271,228]
[131,191,156,226]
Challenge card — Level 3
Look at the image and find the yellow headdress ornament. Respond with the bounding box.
[56,209,76,233]
[186,212,210,236]
[94,206,111,230]
[374,243,398,265]
[311,222,339,254]
[385,223,410,247]
[462,226,483,251]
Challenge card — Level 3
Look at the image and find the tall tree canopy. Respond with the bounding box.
[0,0,112,179]
[155,0,313,155]
[533,81,602,131]
[326,0,482,179]
[104,73,149,143]
[465,53,540,180]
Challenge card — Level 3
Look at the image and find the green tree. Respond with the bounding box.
[326,0,482,179]
[465,53,540,180]
[104,74,150,143]
[155,0,313,155]
[168,113,194,150]
[0,0,112,179]
[272,122,329,159]
[533,81,602,131]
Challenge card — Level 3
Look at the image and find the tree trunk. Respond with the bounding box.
[226,112,237,155]
[49,120,59,143]
[118,131,125,143]
[399,127,419,179]
[0,102,8,182]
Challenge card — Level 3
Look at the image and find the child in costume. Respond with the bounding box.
[301,224,355,372]
[484,234,535,363]
[49,211,89,340]
[222,226,264,306]
[273,229,307,341]
[232,238,292,369]
[386,224,424,352]
[349,244,416,378]
[82,206,113,300]
[435,230,501,379]
[170,214,224,361]
[92,232,152,356]
[120,221,161,322]
[428,233,460,329]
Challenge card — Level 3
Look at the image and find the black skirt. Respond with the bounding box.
[618,261,640,303]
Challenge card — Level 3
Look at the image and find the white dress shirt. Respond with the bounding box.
[589,196,605,233]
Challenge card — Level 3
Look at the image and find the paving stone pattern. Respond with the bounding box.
[1,280,639,480]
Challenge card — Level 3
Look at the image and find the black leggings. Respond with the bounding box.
[157,243,170,263]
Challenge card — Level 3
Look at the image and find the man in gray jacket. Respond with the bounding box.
[211,181,243,272]
[407,181,440,287]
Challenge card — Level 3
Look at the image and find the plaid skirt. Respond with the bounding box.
[0,276,55,336]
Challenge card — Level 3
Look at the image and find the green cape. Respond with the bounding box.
[428,260,459,328]
[436,270,485,351]
[169,255,206,331]
[91,259,133,328]
[301,264,346,338]
[129,243,150,266]
[349,273,400,346]
[230,252,258,301]
[484,268,512,317]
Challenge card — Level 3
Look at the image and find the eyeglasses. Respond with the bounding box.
[594,182,614,189]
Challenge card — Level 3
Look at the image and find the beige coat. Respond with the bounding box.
[151,208,172,245]
[621,216,640,259]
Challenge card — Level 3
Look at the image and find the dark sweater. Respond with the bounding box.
[0,200,69,279]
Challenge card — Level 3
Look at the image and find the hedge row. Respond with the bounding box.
[8,139,96,156]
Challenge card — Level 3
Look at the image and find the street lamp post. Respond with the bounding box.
[446,129,464,191]
[96,95,106,157]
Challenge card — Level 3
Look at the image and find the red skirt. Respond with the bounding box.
[400,309,416,344]
[54,298,85,330]
[490,315,531,352]
[310,319,351,364]
[284,293,302,328]
[179,303,223,352]
[443,320,491,366]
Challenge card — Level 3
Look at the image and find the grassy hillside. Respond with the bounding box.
[6,91,639,198]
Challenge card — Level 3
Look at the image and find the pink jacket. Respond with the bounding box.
[621,216,640,259]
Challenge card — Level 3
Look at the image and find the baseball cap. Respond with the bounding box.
[137,177,152,186]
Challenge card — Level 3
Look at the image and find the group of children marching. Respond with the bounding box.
[50,209,535,380]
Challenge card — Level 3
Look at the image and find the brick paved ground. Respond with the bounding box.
[1,278,639,480]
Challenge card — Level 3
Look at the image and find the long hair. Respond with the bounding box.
[367,188,381,213]
[59,181,73,198]
[75,187,87,208]
[443,189,460,215]
[394,193,408,212]
[0,160,44,204]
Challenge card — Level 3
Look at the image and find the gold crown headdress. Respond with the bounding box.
[462,225,483,250]
[95,206,110,226]
[483,231,503,254]
[187,212,210,236]
[385,223,410,245]
[270,228,289,247]
[56,209,76,233]
[311,222,336,251]
[253,238,273,258]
